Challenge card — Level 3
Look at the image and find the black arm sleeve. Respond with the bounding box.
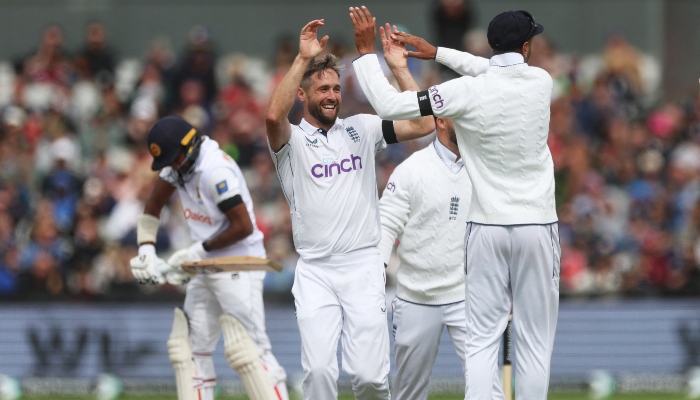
[417,90,434,117]
[217,194,244,213]
[382,120,398,144]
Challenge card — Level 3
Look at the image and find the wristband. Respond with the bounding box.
[138,244,156,256]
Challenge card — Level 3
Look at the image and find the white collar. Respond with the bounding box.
[299,118,343,135]
[489,52,525,67]
[433,139,463,174]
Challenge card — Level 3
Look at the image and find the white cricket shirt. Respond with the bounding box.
[379,140,471,305]
[353,52,558,225]
[269,116,388,260]
[160,137,265,258]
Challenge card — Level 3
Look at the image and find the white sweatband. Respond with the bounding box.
[138,244,156,256]
[137,214,160,245]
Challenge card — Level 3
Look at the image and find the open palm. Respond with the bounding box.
[381,24,407,69]
[299,19,329,60]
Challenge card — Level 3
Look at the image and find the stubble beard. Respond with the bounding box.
[308,99,340,126]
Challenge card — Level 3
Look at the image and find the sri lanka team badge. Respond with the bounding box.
[216,180,228,194]
[149,143,161,157]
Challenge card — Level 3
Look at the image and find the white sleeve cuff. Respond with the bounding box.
[435,47,459,66]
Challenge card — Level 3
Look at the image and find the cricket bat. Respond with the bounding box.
[181,256,283,274]
[503,314,513,400]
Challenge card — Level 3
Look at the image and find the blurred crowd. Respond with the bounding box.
[1,0,699,301]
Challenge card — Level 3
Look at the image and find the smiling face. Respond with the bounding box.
[299,69,341,129]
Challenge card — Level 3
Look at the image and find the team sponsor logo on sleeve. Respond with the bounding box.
[386,182,396,192]
[429,86,444,109]
[216,180,228,194]
[345,126,360,143]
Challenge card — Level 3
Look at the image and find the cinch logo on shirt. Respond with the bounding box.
[311,154,363,178]
[183,208,212,225]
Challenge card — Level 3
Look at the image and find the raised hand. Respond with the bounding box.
[299,19,329,61]
[349,6,376,55]
[381,23,407,70]
[391,30,437,60]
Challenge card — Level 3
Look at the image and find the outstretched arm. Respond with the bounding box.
[390,30,490,77]
[265,19,329,152]
[350,7,434,141]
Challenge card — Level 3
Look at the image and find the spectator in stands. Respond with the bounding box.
[77,22,117,80]
[23,24,73,86]
[168,25,218,112]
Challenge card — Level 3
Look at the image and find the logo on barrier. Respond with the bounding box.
[27,325,156,376]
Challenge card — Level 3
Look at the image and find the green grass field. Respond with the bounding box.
[18,394,688,400]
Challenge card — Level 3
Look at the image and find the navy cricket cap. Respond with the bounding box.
[487,10,544,51]
[147,116,197,171]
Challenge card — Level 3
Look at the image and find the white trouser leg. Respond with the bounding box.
[443,301,505,400]
[292,258,343,400]
[184,277,223,398]
[463,224,512,400]
[443,301,467,376]
[336,251,391,400]
[510,224,560,400]
[391,298,443,400]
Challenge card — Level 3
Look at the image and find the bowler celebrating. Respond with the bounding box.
[265,19,434,400]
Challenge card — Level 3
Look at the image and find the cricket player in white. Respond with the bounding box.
[351,7,560,400]
[129,116,288,400]
[380,117,469,400]
[380,118,505,400]
[265,19,434,400]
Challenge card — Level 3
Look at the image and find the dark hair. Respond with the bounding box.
[300,54,344,90]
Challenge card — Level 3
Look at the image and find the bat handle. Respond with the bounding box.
[157,259,174,274]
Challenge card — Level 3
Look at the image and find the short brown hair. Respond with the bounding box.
[300,54,344,91]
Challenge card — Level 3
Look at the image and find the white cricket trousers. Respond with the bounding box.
[184,271,288,399]
[391,298,504,400]
[464,223,560,400]
[292,248,391,400]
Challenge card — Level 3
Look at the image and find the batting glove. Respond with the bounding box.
[167,241,207,269]
[130,244,166,285]
[165,269,193,285]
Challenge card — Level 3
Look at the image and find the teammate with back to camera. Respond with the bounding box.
[351,6,560,400]
[128,116,288,400]
[265,18,435,400]
[378,110,504,399]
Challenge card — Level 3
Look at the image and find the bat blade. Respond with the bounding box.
[503,314,513,400]
[181,256,283,274]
